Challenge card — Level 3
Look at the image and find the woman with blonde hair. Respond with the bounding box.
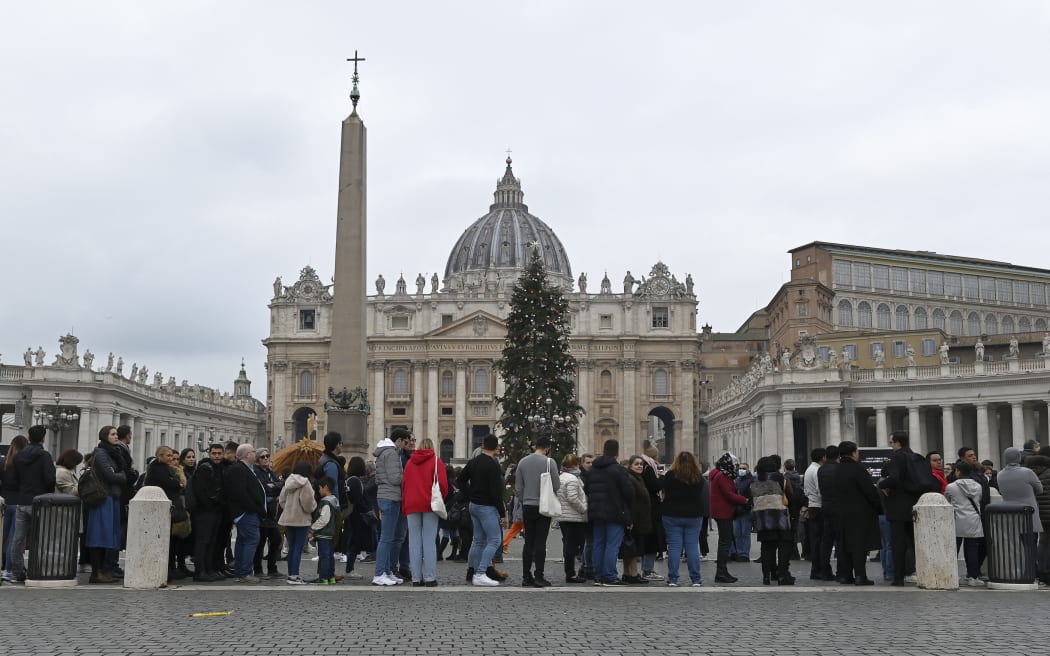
[144,445,186,581]
[402,437,448,586]
[660,451,706,586]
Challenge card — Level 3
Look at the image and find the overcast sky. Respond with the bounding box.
[3,2,1050,394]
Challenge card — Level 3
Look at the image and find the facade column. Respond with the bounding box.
[574,360,590,452]
[493,367,506,438]
[976,403,991,463]
[679,360,696,456]
[828,407,842,445]
[454,360,467,459]
[875,405,889,447]
[620,359,638,455]
[411,360,424,436]
[1011,401,1026,447]
[941,405,957,464]
[908,405,922,453]
[780,409,794,460]
[371,362,386,446]
[426,359,439,442]
[270,360,287,446]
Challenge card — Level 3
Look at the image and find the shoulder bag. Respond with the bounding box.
[539,458,563,518]
[77,467,109,508]
[431,457,448,519]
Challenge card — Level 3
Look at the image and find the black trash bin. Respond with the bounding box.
[27,493,81,586]
[985,503,1038,589]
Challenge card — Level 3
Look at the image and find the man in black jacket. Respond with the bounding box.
[189,443,226,582]
[584,439,633,586]
[878,431,923,586]
[9,425,55,582]
[817,443,846,582]
[252,448,283,578]
[457,435,506,586]
[226,443,266,582]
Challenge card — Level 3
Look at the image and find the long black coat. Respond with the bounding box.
[877,448,923,522]
[833,457,882,554]
[225,461,266,518]
[585,456,632,524]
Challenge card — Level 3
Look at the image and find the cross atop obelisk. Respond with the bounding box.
[347,50,366,114]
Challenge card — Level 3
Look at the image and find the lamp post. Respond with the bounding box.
[33,393,80,452]
[527,397,573,452]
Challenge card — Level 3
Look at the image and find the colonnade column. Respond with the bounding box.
[908,405,922,453]
[780,409,794,459]
[76,408,95,454]
[454,360,467,459]
[941,405,956,463]
[426,360,439,442]
[762,411,778,456]
[828,407,841,445]
[371,362,386,445]
[976,403,991,463]
[1011,401,1026,447]
[411,360,424,437]
[875,405,889,447]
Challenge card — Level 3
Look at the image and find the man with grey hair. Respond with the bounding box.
[225,443,266,583]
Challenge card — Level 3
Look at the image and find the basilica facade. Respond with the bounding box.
[264,159,701,462]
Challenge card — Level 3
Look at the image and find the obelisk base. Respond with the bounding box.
[327,409,369,459]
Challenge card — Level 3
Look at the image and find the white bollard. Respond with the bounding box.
[912,492,959,590]
[124,486,172,589]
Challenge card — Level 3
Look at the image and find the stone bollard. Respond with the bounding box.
[912,492,959,590]
[124,486,172,589]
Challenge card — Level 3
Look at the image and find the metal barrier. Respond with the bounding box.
[985,503,1038,590]
[26,493,81,587]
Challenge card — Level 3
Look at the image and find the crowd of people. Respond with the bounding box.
[1,423,1046,588]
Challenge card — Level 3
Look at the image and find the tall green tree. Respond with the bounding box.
[496,246,584,465]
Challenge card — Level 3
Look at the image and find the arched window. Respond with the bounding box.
[1002,315,1014,335]
[985,314,998,336]
[914,307,928,330]
[949,310,963,335]
[895,305,910,331]
[1019,317,1031,333]
[857,302,872,328]
[392,369,409,395]
[932,309,945,331]
[600,370,613,396]
[298,370,313,397]
[474,368,490,394]
[968,313,981,336]
[440,371,454,397]
[837,300,853,327]
[653,369,669,396]
[876,304,891,329]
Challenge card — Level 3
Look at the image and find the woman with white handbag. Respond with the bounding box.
[401,437,449,587]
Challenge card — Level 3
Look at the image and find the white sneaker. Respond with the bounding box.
[371,574,396,586]
[345,572,363,580]
[967,577,986,587]
[1,570,13,582]
[904,574,918,584]
[337,553,348,563]
[389,573,404,584]
[286,575,307,585]
[356,553,366,561]
[691,582,703,587]
[667,581,678,587]
[644,572,665,581]
[472,573,499,587]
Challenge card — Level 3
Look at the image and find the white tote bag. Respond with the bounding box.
[539,458,562,518]
[430,456,448,519]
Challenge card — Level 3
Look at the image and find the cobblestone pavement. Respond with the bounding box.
[2,530,1047,655]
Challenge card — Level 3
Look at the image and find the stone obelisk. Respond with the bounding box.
[326,53,370,458]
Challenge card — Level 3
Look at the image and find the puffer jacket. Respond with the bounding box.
[1024,454,1050,529]
[278,474,318,527]
[373,438,404,501]
[945,478,984,538]
[584,455,632,524]
[556,471,588,523]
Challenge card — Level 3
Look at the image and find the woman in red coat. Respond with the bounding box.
[402,437,449,586]
[709,453,749,584]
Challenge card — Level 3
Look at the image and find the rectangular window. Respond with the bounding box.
[299,309,316,330]
[833,260,852,285]
[963,275,979,300]
[441,407,453,416]
[472,404,490,417]
[599,314,613,330]
[873,266,890,290]
[796,302,808,317]
[852,263,871,289]
[870,342,884,358]
[391,315,409,330]
[996,278,1013,303]
[892,341,906,358]
[652,307,669,328]
[927,271,944,295]
[909,269,926,294]
[1015,280,1030,305]
[979,277,996,301]
[1032,283,1046,306]
[441,314,453,327]
[844,344,857,361]
[817,346,830,362]
[945,273,962,296]
[391,407,407,416]
[892,267,909,292]
[922,338,936,356]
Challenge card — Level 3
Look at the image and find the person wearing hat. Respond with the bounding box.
[709,452,749,584]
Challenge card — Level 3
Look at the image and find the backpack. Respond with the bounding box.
[903,452,941,495]
[77,467,109,508]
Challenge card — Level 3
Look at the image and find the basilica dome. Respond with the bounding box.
[443,158,573,292]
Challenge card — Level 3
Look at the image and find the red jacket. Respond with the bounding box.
[402,449,448,515]
[932,467,948,494]
[709,469,748,520]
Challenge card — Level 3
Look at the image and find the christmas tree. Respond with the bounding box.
[495,245,584,465]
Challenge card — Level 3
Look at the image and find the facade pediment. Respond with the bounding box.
[424,311,506,339]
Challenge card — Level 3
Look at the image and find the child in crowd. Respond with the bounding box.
[309,477,338,585]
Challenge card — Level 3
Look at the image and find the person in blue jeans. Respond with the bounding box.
[583,439,633,586]
[457,435,507,586]
[225,444,266,582]
[730,463,754,561]
[660,451,706,586]
[310,478,338,584]
[371,429,409,585]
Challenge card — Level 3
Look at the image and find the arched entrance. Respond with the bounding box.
[292,406,317,441]
[647,407,676,464]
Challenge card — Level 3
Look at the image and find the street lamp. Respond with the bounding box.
[528,397,571,450]
[33,393,79,432]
